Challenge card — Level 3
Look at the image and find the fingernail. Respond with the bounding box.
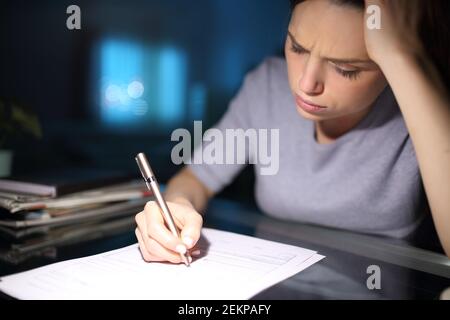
[175,244,187,255]
[182,236,194,248]
[188,256,193,263]
[191,249,201,256]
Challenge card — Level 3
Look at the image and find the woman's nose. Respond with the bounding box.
[298,58,324,96]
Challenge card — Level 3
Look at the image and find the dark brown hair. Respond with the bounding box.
[289,0,450,95]
[290,0,364,10]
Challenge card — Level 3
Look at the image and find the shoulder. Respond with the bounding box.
[239,56,291,109]
[244,56,288,87]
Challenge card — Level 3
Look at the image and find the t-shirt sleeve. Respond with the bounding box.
[188,65,262,194]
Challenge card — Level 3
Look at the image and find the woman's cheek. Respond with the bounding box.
[351,75,387,108]
[331,74,380,110]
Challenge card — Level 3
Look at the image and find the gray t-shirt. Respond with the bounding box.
[189,57,427,238]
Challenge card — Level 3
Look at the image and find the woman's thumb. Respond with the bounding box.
[180,215,203,249]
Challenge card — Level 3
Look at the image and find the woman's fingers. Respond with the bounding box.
[135,200,203,264]
[135,228,164,262]
[144,202,188,254]
[180,212,203,249]
[135,227,185,263]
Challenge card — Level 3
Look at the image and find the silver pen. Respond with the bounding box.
[135,152,191,267]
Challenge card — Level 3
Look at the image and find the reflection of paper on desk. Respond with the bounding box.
[0,228,324,300]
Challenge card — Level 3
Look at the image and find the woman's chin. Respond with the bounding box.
[296,106,328,121]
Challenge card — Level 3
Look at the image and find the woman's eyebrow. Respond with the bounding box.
[287,31,376,66]
[288,31,310,53]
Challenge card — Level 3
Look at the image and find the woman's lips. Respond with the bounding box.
[295,94,328,113]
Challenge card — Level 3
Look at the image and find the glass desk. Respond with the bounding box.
[1,198,449,300]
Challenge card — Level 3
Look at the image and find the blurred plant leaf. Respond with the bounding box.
[0,98,42,148]
[11,103,42,139]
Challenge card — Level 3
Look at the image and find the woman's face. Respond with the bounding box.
[285,0,387,121]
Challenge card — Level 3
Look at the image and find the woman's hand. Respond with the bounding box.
[135,199,203,263]
[363,0,421,66]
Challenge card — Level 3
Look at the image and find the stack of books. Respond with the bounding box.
[0,168,153,229]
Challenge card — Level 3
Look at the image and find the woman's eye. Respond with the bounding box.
[290,44,307,55]
[334,67,361,80]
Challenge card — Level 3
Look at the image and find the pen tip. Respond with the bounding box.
[184,254,192,267]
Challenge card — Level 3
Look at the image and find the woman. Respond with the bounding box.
[135,0,450,263]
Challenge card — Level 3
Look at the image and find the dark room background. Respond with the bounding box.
[0,0,290,203]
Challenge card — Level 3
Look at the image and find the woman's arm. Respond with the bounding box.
[380,52,450,256]
[364,0,450,256]
[164,166,214,214]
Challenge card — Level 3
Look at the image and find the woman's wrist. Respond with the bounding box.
[164,192,195,208]
[376,49,419,81]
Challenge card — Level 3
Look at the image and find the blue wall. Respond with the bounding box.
[0,0,290,180]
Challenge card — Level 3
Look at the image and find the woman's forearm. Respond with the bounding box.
[379,52,450,256]
[164,167,214,214]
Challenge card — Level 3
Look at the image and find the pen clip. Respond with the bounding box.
[135,153,156,182]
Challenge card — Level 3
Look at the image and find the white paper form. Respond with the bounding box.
[0,228,325,300]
